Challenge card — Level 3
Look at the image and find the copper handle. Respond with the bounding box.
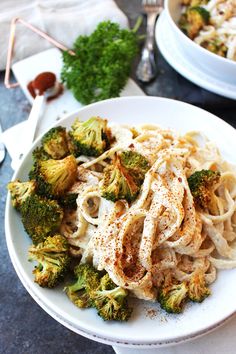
[4,17,75,89]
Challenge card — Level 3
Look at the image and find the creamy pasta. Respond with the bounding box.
[179,0,236,60]
[60,122,236,301]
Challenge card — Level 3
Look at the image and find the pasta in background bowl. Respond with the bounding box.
[179,0,236,60]
[165,0,236,85]
[5,97,236,348]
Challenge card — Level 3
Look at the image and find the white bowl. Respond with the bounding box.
[165,0,236,85]
[5,96,236,348]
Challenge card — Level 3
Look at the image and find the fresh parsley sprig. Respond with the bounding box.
[61,20,141,105]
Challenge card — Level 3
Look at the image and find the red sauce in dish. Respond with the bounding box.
[27,71,63,101]
[27,81,36,98]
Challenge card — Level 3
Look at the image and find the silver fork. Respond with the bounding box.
[136,0,163,82]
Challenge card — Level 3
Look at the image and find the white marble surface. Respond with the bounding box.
[113,313,236,354]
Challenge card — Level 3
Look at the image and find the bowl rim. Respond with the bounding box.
[5,96,236,348]
[7,228,235,349]
[164,0,236,66]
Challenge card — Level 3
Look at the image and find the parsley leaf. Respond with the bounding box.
[61,21,139,105]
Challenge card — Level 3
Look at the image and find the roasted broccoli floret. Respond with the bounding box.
[29,155,78,198]
[28,234,71,288]
[66,267,132,321]
[91,273,132,321]
[188,270,211,302]
[188,169,220,210]
[21,194,64,244]
[159,282,188,314]
[100,153,140,203]
[180,6,210,39]
[42,126,69,159]
[99,273,117,290]
[201,38,227,57]
[32,146,50,161]
[59,192,78,210]
[183,0,209,6]
[120,150,149,185]
[65,263,101,308]
[7,179,36,210]
[69,117,110,157]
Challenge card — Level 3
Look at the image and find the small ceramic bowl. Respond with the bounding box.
[164,0,236,85]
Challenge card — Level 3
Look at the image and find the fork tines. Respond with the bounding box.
[142,0,162,6]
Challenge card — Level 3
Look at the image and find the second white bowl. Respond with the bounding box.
[165,0,236,85]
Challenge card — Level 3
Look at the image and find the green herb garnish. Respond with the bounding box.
[61,20,140,105]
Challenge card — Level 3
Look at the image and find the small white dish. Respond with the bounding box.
[156,12,236,100]
[5,96,236,348]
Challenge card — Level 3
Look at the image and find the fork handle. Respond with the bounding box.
[146,12,158,51]
[136,12,159,82]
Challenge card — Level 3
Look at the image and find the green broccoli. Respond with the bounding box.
[59,192,78,210]
[201,38,227,57]
[69,117,110,157]
[99,273,117,290]
[29,155,78,198]
[65,263,101,308]
[188,169,220,210]
[179,6,210,39]
[181,0,192,4]
[187,0,209,5]
[32,146,50,161]
[21,194,64,244]
[65,266,132,321]
[91,273,132,321]
[7,179,36,210]
[120,150,149,185]
[100,153,140,203]
[42,126,70,159]
[28,234,71,288]
[188,270,211,302]
[159,282,188,314]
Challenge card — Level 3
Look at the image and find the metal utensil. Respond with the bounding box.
[136,0,163,82]
[0,122,6,164]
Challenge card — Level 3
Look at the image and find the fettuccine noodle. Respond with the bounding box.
[60,123,236,301]
[181,0,236,60]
